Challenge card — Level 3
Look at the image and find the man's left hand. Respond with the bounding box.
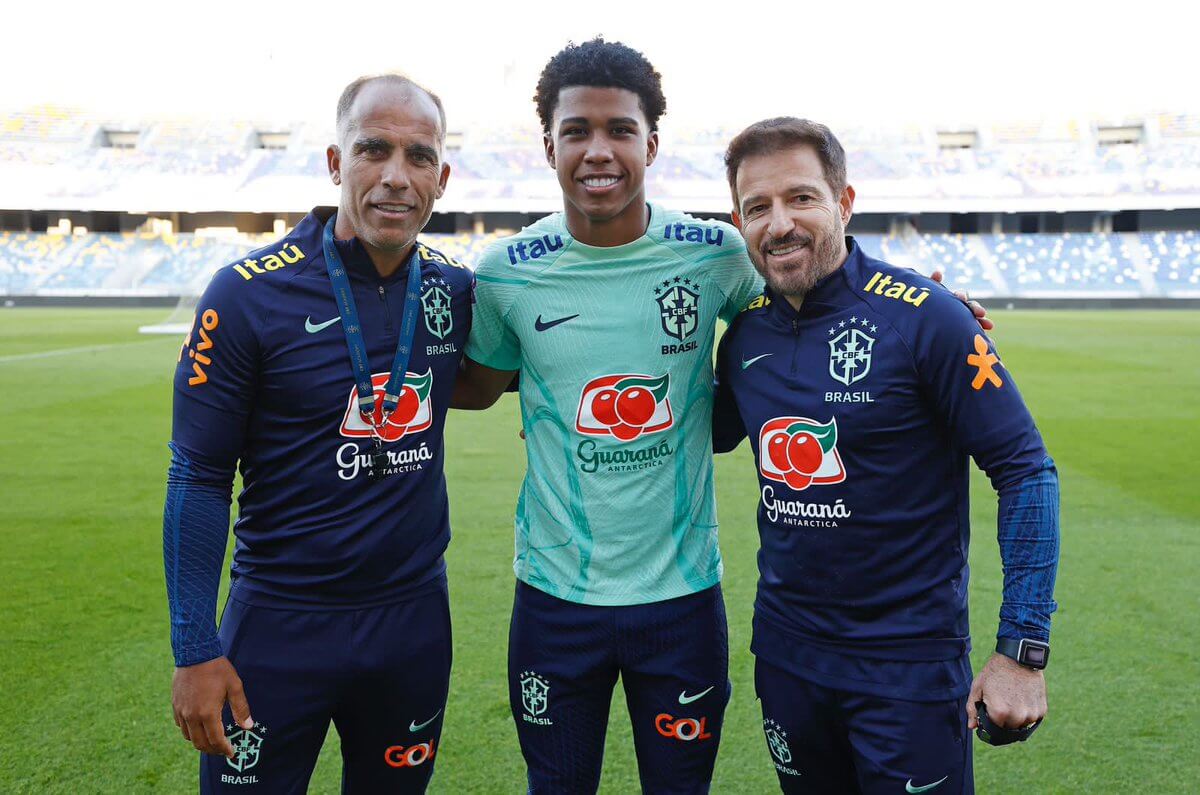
[931,269,994,331]
[965,652,1047,730]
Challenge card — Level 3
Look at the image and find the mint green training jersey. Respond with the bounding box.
[466,205,763,605]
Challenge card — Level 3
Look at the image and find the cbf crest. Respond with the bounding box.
[226,723,268,772]
[763,718,792,764]
[655,277,700,341]
[421,276,453,340]
[828,317,876,386]
[520,671,550,716]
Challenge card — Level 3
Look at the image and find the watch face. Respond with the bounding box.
[1024,646,1047,665]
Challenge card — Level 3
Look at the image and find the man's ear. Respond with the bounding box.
[839,184,856,225]
[327,145,341,186]
[645,130,659,167]
[731,210,742,231]
[436,162,451,199]
[543,132,555,170]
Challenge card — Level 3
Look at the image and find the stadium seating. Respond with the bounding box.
[2,108,1198,299]
[7,229,1198,298]
[983,234,1141,295]
[1138,231,1200,294]
[5,108,1200,210]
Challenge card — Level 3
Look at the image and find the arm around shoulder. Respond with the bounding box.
[451,356,518,410]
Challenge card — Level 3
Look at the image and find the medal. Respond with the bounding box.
[322,213,425,484]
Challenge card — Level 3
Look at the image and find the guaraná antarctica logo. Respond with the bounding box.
[340,370,434,443]
[758,416,846,491]
[575,373,674,442]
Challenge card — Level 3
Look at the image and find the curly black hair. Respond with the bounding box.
[534,37,667,133]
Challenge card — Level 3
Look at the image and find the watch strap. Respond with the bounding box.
[996,637,1050,669]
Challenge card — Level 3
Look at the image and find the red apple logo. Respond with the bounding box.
[758,416,845,491]
[340,370,434,442]
[576,374,673,441]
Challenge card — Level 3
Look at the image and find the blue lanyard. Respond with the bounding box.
[322,213,423,436]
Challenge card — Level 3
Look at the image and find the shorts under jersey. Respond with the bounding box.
[466,205,762,605]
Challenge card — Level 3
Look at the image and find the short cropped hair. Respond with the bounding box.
[724,117,847,205]
[335,74,446,143]
[534,37,667,133]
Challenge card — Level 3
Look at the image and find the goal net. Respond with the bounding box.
[138,293,199,335]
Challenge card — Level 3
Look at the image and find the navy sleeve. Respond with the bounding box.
[163,267,260,666]
[911,296,1049,491]
[995,457,1060,642]
[163,444,233,666]
[712,321,747,454]
[911,295,1060,640]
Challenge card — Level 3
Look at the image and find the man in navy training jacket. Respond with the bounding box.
[713,117,1060,794]
[163,74,471,793]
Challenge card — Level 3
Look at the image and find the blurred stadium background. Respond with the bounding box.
[2,4,1198,790]
[2,105,1199,307]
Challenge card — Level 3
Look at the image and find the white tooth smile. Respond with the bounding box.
[583,176,620,188]
[768,242,806,256]
[376,204,411,212]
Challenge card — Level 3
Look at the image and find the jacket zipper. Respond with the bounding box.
[790,318,801,375]
[378,284,394,332]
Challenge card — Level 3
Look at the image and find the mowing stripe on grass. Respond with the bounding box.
[0,338,177,364]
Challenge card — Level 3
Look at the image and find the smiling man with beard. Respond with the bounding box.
[712,117,1061,793]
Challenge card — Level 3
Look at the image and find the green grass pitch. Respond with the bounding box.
[0,308,1197,792]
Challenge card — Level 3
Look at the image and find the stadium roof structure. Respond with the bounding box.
[3,107,1200,214]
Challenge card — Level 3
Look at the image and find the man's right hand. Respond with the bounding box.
[172,656,253,757]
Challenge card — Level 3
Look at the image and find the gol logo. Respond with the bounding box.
[575,374,673,441]
[655,713,712,742]
[383,739,436,769]
[340,370,434,443]
[759,416,846,491]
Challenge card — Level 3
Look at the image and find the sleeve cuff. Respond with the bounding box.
[173,638,224,668]
[997,618,1051,645]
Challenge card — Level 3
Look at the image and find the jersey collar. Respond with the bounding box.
[311,207,421,285]
[764,236,864,323]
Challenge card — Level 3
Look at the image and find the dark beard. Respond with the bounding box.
[757,225,844,301]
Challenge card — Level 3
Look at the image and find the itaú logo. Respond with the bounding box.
[383,739,436,768]
[655,713,712,742]
[575,373,673,442]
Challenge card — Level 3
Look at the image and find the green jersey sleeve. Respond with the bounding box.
[465,243,526,371]
[709,223,764,322]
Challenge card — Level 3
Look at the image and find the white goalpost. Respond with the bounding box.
[138,293,200,335]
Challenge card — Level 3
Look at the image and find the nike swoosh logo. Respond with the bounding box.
[741,353,773,369]
[906,776,948,793]
[304,316,342,334]
[409,709,442,733]
[534,314,579,332]
[678,686,715,705]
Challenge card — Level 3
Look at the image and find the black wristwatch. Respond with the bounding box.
[996,638,1050,670]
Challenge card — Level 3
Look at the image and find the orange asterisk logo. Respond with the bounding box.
[967,334,1003,390]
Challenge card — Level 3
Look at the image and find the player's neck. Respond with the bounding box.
[564,200,649,248]
[778,250,851,312]
[333,210,414,278]
[362,243,414,279]
[333,208,417,277]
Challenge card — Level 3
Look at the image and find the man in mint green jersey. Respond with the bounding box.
[451,38,987,793]
[451,39,758,793]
